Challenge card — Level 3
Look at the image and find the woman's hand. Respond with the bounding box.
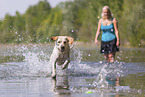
[116,40,119,47]
[95,39,98,44]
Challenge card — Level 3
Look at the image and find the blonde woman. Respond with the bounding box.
[95,6,120,62]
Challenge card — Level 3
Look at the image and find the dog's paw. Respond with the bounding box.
[52,73,56,78]
[61,65,67,70]
[61,66,65,70]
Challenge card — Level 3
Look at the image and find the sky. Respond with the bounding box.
[0,0,69,19]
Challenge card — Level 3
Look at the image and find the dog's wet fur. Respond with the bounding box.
[50,36,74,78]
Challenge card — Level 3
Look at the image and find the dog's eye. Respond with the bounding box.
[58,41,61,43]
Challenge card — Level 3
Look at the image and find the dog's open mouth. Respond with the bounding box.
[60,46,65,52]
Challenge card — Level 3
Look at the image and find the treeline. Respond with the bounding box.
[0,0,145,47]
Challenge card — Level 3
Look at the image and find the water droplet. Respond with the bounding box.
[19,38,21,41]
[100,61,102,63]
[71,30,74,32]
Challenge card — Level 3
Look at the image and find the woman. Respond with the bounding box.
[95,6,120,62]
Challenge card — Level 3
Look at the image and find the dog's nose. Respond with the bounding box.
[61,46,65,52]
[61,46,65,50]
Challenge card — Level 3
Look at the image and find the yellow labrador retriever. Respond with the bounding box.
[50,36,74,78]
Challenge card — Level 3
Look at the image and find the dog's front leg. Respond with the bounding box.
[61,60,70,70]
[52,60,57,78]
[52,77,56,92]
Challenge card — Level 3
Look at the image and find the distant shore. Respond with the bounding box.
[0,41,144,49]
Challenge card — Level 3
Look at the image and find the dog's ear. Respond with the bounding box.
[67,37,74,44]
[51,36,58,41]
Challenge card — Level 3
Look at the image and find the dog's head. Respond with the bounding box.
[51,36,74,52]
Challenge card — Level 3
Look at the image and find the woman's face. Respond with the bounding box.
[102,9,110,18]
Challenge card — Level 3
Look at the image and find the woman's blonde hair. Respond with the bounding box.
[101,6,112,20]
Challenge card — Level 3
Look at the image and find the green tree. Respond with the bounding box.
[36,7,63,42]
[121,0,145,47]
[1,14,15,43]
[0,0,144,47]
[14,11,25,43]
[24,0,51,42]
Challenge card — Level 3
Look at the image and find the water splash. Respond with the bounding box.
[94,65,109,88]
[92,62,124,88]
[20,45,51,76]
[1,43,124,87]
[70,44,82,64]
[0,43,83,78]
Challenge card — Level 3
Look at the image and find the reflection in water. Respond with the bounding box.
[92,62,123,87]
[52,64,70,95]
[52,76,70,95]
[116,77,120,86]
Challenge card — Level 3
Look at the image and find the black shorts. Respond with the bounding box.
[100,39,119,54]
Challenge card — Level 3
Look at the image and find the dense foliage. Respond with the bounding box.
[0,0,145,47]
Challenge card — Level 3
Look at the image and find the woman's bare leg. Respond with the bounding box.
[108,53,115,62]
[104,54,109,62]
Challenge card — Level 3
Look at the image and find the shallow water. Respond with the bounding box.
[0,43,145,97]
